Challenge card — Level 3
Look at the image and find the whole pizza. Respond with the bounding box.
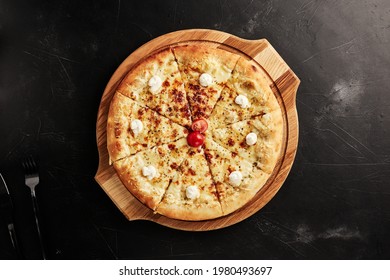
[106,44,283,221]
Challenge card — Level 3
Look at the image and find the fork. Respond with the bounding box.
[22,155,47,259]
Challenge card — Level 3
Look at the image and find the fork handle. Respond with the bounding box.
[8,223,23,259]
[31,189,47,260]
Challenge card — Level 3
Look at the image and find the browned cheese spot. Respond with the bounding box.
[204,152,213,161]
[114,124,121,138]
[188,83,200,91]
[211,190,219,200]
[172,89,184,103]
[242,81,255,90]
[216,183,225,199]
[180,106,191,118]
[227,166,235,173]
[194,94,206,104]
[157,147,165,155]
[163,80,170,87]
[154,117,162,126]
[251,64,258,72]
[194,111,207,119]
[138,108,146,117]
[173,79,182,87]
[187,168,196,176]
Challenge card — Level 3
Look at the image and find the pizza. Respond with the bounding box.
[106,44,283,221]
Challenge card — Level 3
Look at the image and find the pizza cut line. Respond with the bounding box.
[107,92,189,163]
[106,44,283,221]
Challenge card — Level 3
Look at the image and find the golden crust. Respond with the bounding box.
[156,201,222,221]
[107,92,132,162]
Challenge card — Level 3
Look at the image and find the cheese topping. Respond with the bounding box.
[185,185,200,200]
[142,165,157,180]
[131,119,143,135]
[235,95,250,108]
[199,73,213,87]
[262,113,271,124]
[245,132,258,146]
[229,171,243,186]
[148,75,162,94]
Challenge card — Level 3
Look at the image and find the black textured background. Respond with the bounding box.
[0,0,389,259]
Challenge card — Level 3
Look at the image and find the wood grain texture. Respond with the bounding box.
[95,29,300,231]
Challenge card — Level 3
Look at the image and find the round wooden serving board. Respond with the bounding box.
[95,29,300,231]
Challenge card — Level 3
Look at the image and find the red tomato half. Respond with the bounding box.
[187,131,205,147]
[191,119,208,133]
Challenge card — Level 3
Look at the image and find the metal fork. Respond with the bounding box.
[22,155,47,259]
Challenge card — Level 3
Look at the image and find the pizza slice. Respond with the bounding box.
[172,45,240,120]
[113,138,190,210]
[156,147,223,221]
[211,112,283,174]
[117,48,191,127]
[204,137,269,216]
[209,57,279,129]
[107,92,188,162]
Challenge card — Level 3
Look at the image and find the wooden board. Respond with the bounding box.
[95,29,300,231]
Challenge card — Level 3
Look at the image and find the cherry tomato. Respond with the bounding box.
[187,131,205,147]
[191,119,208,133]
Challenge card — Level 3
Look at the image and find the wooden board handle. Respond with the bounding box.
[220,35,300,97]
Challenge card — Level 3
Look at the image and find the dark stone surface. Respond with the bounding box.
[0,0,389,259]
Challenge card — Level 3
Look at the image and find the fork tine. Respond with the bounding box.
[23,155,38,175]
